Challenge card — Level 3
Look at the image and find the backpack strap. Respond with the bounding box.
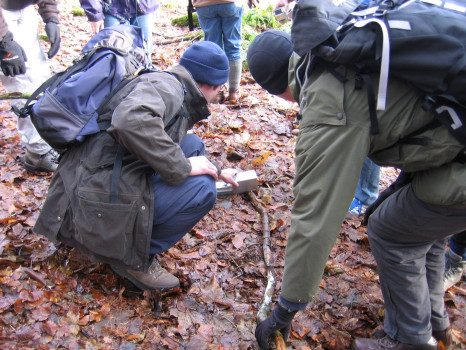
[356,72,380,135]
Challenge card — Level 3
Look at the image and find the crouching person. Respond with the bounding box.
[33,41,238,291]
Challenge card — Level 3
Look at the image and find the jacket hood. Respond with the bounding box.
[169,64,211,125]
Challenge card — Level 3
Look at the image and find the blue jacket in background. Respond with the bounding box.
[80,0,160,22]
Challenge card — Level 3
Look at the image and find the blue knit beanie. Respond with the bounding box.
[180,41,230,86]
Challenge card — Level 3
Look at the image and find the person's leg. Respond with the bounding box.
[150,134,217,254]
[0,8,52,148]
[0,7,57,171]
[218,3,243,101]
[444,230,466,290]
[103,13,128,27]
[219,3,242,61]
[196,6,223,47]
[355,157,380,205]
[130,13,154,64]
[367,185,465,345]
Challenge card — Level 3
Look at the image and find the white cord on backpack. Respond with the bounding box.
[354,17,390,111]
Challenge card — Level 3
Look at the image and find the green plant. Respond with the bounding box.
[38,34,49,42]
[71,6,85,16]
[242,5,279,30]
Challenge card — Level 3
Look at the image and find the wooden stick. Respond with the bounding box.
[154,32,203,45]
[0,92,31,100]
[246,192,286,349]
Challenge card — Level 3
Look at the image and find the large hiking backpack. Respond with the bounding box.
[15,24,150,149]
[291,0,466,143]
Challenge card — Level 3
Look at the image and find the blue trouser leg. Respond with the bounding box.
[149,134,216,255]
[354,157,380,206]
[196,3,243,61]
[368,184,466,344]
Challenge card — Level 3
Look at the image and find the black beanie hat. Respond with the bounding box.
[247,30,293,95]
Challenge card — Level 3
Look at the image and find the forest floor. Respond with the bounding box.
[0,0,464,349]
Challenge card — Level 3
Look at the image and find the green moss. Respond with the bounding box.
[71,6,85,16]
[38,34,49,42]
[171,13,199,28]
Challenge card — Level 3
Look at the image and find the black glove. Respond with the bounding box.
[255,304,298,349]
[45,18,61,59]
[363,171,412,225]
[0,31,27,77]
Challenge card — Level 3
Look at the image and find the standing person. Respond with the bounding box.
[0,0,61,172]
[247,30,465,349]
[444,231,466,291]
[193,0,243,103]
[79,0,159,63]
[34,41,239,291]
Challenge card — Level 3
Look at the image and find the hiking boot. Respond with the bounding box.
[433,327,452,350]
[444,249,465,291]
[349,198,367,216]
[22,149,59,172]
[112,258,179,291]
[352,336,439,350]
[228,88,239,104]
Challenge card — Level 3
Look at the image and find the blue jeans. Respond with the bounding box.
[104,13,154,62]
[196,3,243,61]
[149,134,217,254]
[355,157,380,206]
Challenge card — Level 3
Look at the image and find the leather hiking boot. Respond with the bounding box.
[433,328,452,350]
[352,336,439,350]
[112,259,179,291]
[22,149,59,172]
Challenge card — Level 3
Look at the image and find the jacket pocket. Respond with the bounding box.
[73,195,138,261]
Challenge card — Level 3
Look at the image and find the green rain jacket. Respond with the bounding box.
[282,54,466,303]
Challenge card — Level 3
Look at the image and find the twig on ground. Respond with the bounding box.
[154,31,203,45]
[245,191,286,350]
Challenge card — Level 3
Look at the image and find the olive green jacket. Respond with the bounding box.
[282,54,466,303]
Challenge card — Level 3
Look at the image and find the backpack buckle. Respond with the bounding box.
[12,104,32,118]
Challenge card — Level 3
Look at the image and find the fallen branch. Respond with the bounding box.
[246,191,286,350]
[0,92,31,100]
[154,31,203,45]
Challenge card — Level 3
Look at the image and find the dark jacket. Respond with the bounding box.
[0,0,59,38]
[80,0,160,22]
[33,65,211,272]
